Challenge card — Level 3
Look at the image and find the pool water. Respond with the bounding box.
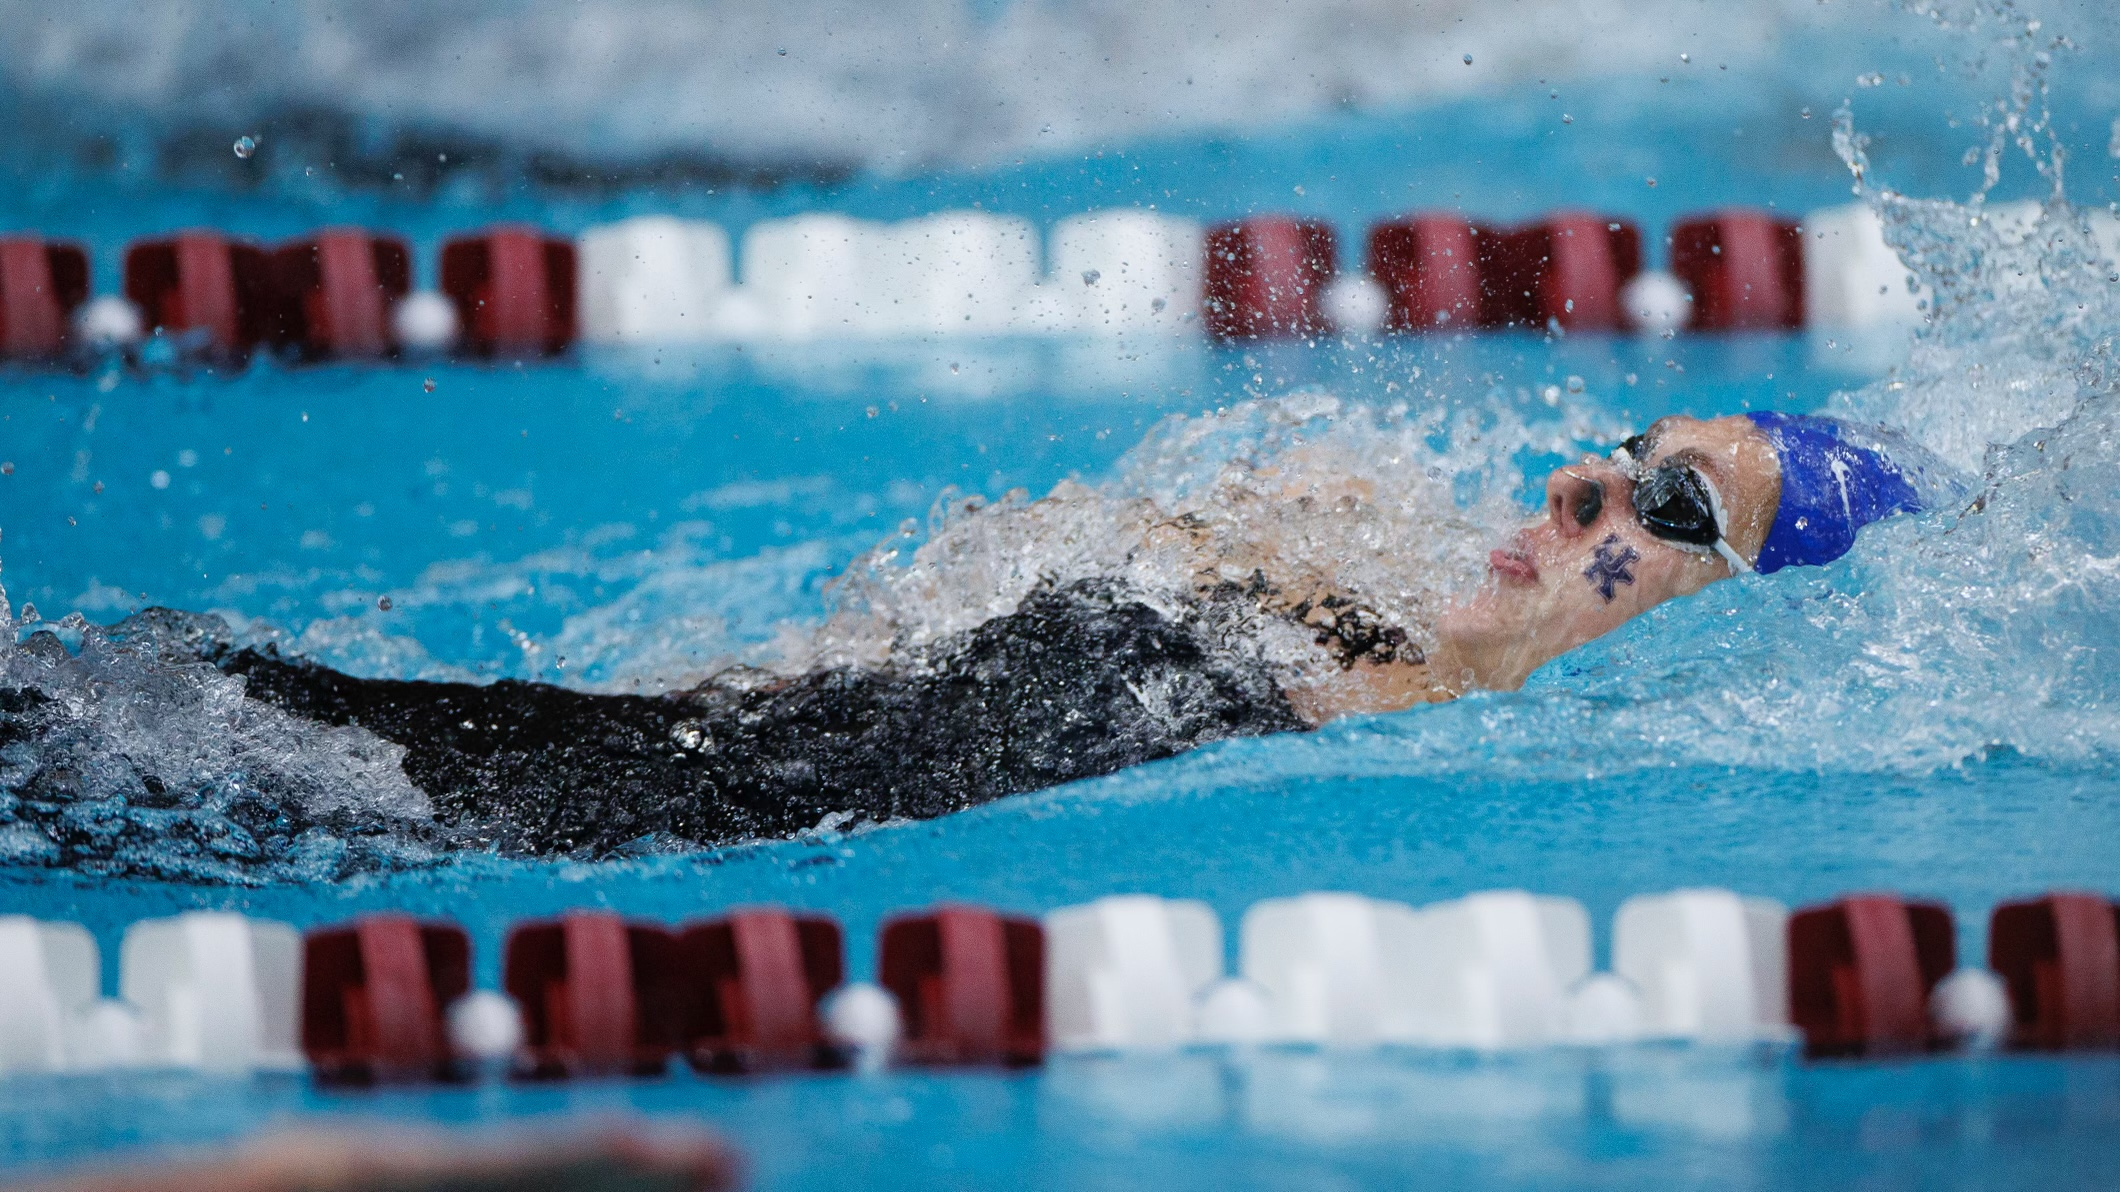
[5,2,2120,1186]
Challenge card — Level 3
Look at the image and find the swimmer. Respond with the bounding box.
[4,410,1935,863]
[1294,409,1931,718]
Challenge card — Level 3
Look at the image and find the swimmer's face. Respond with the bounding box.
[1433,414,1780,692]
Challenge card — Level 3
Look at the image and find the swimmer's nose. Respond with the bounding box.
[1547,467,1608,537]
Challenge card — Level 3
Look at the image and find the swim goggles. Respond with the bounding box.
[1610,436,1753,574]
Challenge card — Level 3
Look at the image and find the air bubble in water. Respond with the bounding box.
[232,136,257,159]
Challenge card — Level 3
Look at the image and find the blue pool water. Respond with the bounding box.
[5,1,2120,1186]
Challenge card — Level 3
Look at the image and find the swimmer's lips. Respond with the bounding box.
[1489,547,1540,585]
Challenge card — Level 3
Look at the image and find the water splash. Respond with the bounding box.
[790,391,1586,707]
[0,598,435,883]
[1833,0,2117,467]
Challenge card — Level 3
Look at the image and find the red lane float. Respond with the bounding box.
[1670,210,1804,331]
[271,229,412,359]
[301,915,472,1084]
[440,226,577,357]
[0,237,90,359]
[1989,892,2120,1051]
[679,908,844,1073]
[1788,894,1956,1058]
[124,232,275,358]
[1475,213,1641,331]
[878,905,1045,1066]
[1202,216,1337,341]
[1367,215,1481,332]
[504,911,680,1079]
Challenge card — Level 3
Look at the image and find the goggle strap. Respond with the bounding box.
[1696,472,1755,575]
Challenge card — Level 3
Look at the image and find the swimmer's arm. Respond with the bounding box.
[1240,580,1462,725]
[1281,656,1457,725]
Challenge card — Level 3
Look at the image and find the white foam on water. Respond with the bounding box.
[0,599,434,882]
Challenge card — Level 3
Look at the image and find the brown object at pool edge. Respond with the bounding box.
[4,1120,740,1192]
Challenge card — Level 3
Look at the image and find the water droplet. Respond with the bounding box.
[1566,375,1585,393]
[777,47,788,55]
[1462,54,1474,65]
[949,362,961,374]
[1645,177,1658,188]
[1150,297,1167,313]
[1800,107,1813,119]
[422,378,437,393]
[1080,269,1101,286]
[377,596,394,611]
[0,461,12,475]
[232,135,257,159]
[1562,114,1573,124]
[1679,53,1691,64]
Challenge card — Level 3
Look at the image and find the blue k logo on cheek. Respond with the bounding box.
[1583,535,1640,602]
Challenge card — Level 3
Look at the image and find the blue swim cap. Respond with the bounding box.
[1745,411,1925,574]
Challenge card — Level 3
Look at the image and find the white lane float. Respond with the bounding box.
[120,911,304,1072]
[0,916,101,1074]
[1403,890,1596,1048]
[1238,892,1423,1045]
[580,207,1203,343]
[736,212,877,340]
[1045,209,1204,336]
[1612,888,1788,1042]
[578,215,734,345]
[1045,895,1223,1051]
[1799,203,1927,329]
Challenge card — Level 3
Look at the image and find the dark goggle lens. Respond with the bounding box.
[1634,464,1720,546]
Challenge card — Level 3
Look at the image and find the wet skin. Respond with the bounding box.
[1429,413,1782,695]
[1287,414,1783,721]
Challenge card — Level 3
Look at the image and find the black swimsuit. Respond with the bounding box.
[0,581,1303,869]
